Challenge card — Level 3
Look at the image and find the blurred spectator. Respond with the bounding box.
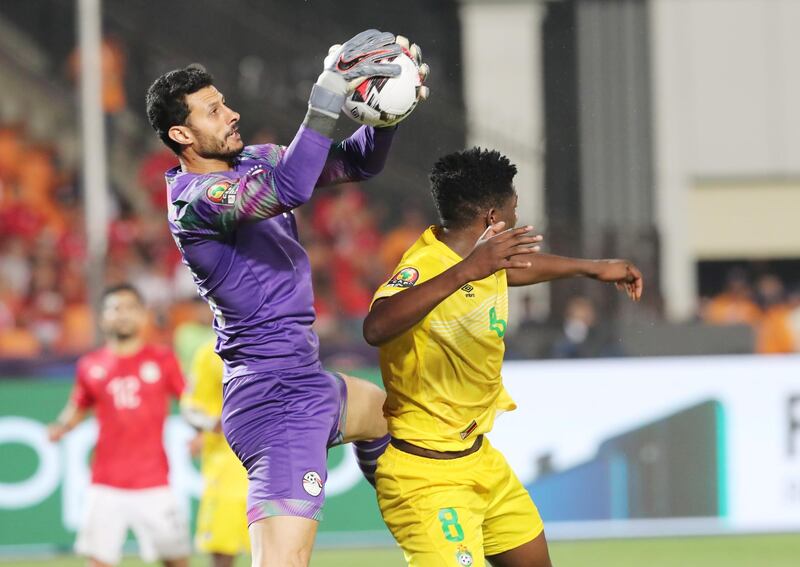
[138,147,178,209]
[379,207,428,277]
[0,276,19,332]
[0,117,192,361]
[249,128,277,145]
[311,274,338,343]
[310,184,383,325]
[129,248,173,312]
[702,269,762,326]
[755,273,784,310]
[0,236,31,295]
[173,262,200,301]
[787,290,800,352]
[0,124,24,188]
[58,260,95,355]
[755,275,794,354]
[550,296,620,359]
[25,259,64,352]
[18,145,64,234]
[68,36,127,115]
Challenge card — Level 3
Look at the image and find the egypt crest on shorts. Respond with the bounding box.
[206,180,238,206]
[387,267,419,288]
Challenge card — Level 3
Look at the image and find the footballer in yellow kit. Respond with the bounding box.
[365,148,643,567]
[181,341,250,564]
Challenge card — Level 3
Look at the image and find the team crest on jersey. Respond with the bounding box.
[387,267,419,288]
[302,471,323,497]
[455,545,473,566]
[139,361,161,384]
[206,180,238,206]
[88,365,107,380]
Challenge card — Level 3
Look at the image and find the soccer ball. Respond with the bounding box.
[344,51,421,128]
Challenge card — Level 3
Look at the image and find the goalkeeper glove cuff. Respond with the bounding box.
[308,71,347,119]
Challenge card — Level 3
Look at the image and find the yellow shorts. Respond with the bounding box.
[376,438,544,567]
[195,485,250,556]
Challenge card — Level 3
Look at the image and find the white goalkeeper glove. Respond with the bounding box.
[394,34,430,103]
[309,29,403,119]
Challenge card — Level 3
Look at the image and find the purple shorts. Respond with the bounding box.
[221,363,347,524]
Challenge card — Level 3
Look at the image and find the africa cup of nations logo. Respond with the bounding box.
[387,267,419,288]
[206,180,238,206]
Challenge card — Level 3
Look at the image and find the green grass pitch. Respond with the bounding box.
[3,534,800,567]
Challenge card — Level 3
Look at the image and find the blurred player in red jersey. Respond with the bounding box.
[48,284,190,567]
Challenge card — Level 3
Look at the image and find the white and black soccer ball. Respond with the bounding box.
[344,51,421,128]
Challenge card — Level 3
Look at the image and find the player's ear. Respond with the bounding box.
[486,208,498,227]
[168,125,193,149]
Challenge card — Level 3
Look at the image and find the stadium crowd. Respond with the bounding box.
[0,121,431,361]
[2,116,800,363]
[2,116,800,361]
[0,30,797,362]
[699,270,800,354]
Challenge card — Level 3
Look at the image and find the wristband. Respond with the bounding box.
[308,83,345,119]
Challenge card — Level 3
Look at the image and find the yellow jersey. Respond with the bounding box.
[372,226,516,452]
[181,341,248,494]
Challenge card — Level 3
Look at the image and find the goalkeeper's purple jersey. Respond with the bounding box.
[166,125,394,382]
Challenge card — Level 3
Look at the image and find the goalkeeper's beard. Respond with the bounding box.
[193,128,244,162]
[108,329,138,342]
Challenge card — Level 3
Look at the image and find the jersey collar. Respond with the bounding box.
[422,225,464,263]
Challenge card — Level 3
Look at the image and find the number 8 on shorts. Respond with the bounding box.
[438,507,465,542]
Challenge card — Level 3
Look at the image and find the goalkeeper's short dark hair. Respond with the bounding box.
[102,283,144,304]
[145,65,214,154]
[430,147,517,228]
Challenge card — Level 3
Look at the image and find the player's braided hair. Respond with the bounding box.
[145,65,214,154]
[429,147,517,229]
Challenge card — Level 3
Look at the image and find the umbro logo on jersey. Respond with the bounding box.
[461,284,475,298]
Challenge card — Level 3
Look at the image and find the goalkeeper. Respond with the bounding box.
[147,29,428,566]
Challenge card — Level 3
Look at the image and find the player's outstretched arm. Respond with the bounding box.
[47,401,88,443]
[48,363,94,442]
[507,254,644,301]
[177,31,404,233]
[364,223,540,346]
[316,125,397,187]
